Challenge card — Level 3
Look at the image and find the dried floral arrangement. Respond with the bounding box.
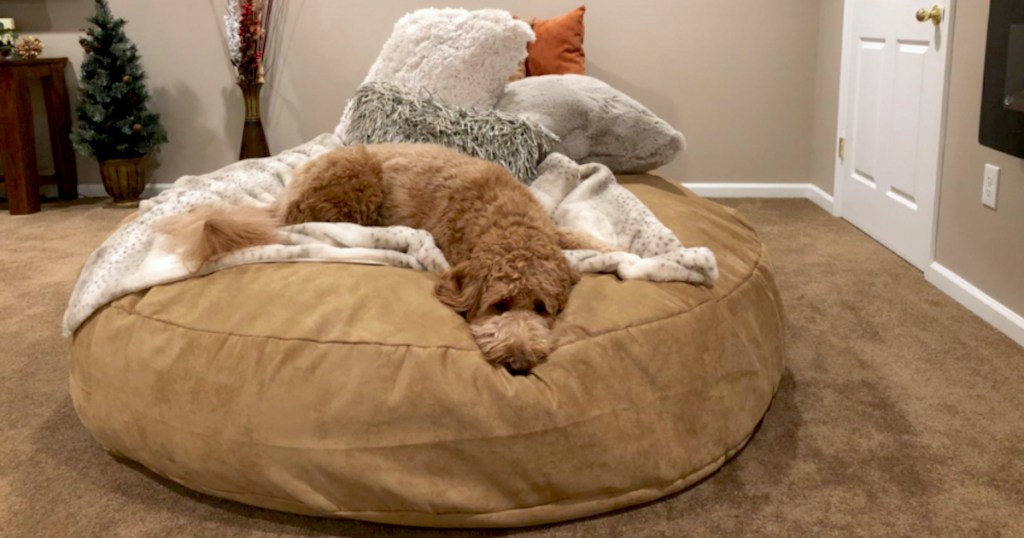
[15,35,43,59]
[223,0,276,85]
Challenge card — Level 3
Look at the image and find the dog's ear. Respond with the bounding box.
[434,261,482,315]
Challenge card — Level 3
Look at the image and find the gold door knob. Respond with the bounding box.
[916,5,943,26]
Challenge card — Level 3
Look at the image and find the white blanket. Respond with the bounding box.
[61,135,717,336]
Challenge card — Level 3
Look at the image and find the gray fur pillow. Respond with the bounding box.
[343,81,558,182]
[496,74,686,174]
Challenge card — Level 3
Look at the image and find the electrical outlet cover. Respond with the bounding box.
[983,164,1000,209]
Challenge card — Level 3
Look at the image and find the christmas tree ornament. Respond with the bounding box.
[14,35,42,60]
[71,0,168,208]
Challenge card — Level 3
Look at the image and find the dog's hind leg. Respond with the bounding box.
[555,227,619,252]
[278,146,386,226]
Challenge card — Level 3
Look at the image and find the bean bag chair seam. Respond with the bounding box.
[100,241,764,349]
[558,245,767,351]
[106,303,480,352]
[73,359,756,451]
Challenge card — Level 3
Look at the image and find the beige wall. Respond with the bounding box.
[6,0,837,187]
[810,0,844,194]
[9,2,1018,323]
[936,1,1024,315]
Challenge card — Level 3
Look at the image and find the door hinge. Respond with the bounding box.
[838,137,846,161]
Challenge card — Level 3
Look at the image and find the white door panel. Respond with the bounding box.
[838,1,952,270]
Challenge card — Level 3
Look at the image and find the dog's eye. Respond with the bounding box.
[533,301,548,315]
[495,300,512,313]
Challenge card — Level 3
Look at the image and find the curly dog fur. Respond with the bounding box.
[160,143,614,373]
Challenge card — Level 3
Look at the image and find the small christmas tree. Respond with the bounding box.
[71,0,167,161]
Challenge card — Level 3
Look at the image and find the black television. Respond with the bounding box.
[980,0,1024,158]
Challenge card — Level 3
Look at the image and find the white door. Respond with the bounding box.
[835,1,954,270]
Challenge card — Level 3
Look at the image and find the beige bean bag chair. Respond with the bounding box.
[69,174,785,528]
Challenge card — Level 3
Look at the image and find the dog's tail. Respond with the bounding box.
[156,204,281,271]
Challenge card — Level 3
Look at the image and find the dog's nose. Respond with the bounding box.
[506,355,534,375]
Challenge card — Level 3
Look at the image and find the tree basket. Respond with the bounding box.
[99,156,148,208]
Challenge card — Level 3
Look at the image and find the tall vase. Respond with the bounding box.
[239,81,270,160]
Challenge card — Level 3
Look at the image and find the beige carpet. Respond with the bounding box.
[2,196,1022,537]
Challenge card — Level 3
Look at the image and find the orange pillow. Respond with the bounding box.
[526,6,586,76]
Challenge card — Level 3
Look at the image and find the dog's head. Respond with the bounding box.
[435,251,579,374]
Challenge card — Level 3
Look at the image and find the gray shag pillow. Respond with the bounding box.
[343,81,558,182]
[496,74,686,174]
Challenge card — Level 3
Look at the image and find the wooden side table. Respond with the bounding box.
[0,57,78,215]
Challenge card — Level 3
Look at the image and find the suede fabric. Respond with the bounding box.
[68,175,785,528]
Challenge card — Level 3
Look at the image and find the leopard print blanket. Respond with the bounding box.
[61,134,717,336]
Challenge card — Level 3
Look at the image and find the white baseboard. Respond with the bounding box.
[77,183,175,199]
[79,181,840,212]
[805,185,836,215]
[682,183,1022,347]
[925,262,1024,348]
[682,182,834,214]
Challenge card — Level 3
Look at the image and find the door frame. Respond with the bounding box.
[832,0,958,269]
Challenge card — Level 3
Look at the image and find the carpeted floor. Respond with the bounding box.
[2,196,1022,537]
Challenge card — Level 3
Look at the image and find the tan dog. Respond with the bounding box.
[161,143,612,373]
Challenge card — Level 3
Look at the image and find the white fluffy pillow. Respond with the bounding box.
[335,8,534,137]
[496,75,686,174]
